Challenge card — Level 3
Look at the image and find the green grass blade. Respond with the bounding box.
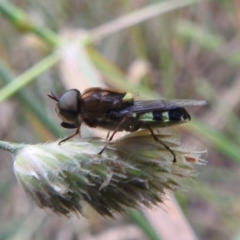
[0,0,61,46]
[189,120,240,164]
[128,209,160,240]
[0,61,61,137]
[0,53,60,102]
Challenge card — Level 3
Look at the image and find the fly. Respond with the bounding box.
[48,87,206,162]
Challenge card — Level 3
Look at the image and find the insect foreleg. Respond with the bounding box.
[58,125,81,145]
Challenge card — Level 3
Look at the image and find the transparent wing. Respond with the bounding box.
[128,99,206,113]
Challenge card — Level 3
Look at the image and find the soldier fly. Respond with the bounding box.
[48,88,206,162]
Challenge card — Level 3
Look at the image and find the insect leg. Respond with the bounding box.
[98,117,128,154]
[106,131,110,139]
[143,123,177,163]
[58,125,81,145]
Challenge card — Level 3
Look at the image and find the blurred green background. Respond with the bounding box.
[0,0,240,239]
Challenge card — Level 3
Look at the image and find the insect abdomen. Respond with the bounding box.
[153,108,191,122]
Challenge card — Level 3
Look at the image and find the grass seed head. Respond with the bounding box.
[11,129,205,217]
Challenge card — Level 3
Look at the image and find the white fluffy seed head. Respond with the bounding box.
[11,129,206,217]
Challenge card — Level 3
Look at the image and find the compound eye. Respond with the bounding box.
[58,89,80,112]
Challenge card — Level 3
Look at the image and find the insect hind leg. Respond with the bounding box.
[143,123,176,163]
